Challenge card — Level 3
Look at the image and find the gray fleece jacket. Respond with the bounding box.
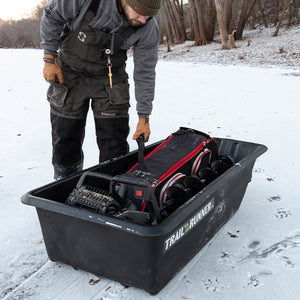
[40,0,160,115]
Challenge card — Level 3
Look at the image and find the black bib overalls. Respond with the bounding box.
[47,4,134,179]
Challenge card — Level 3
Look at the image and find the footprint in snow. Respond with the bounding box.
[245,271,273,289]
[275,208,291,218]
[268,195,281,202]
[202,277,224,293]
[246,274,260,288]
[220,229,300,267]
[242,230,300,263]
[282,256,295,269]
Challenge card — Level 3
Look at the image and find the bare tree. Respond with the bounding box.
[189,0,206,45]
[273,0,290,36]
[215,0,231,49]
[156,0,186,50]
[287,0,299,26]
[1,0,299,49]
[258,0,268,28]
[195,0,208,45]
[188,0,218,45]
[223,0,234,32]
[273,0,280,25]
[156,6,173,51]
[205,0,217,41]
[234,0,258,40]
[165,0,186,43]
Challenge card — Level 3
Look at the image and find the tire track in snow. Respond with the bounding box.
[238,229,300,263]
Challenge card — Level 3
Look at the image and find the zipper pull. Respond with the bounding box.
[105,49,113,89]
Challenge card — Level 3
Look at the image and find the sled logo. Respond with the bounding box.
[164,199,214,252]
[78,31,87,42]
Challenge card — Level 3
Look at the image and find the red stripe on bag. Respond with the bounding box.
[157,140,206,183]
[141,200,146,212]
[127,135,175,173]
[192,149,211,175]
[160,173,186,205]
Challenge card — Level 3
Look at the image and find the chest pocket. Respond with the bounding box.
[61,11,110,63]
[59,7,136,74]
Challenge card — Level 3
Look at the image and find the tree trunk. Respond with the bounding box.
[258,0,268,28]
[287,0,294,27]
[223,0,234,32]
[234,0,257,40]
[234,0,248,40]
[273,0,290,36]
[189,0,202,46]
[295,0,300,24]
[157,3,173,51]
[164,0,177,42]
[174,0,186,41]
[215,0,231,49]
[187,12,195,41]
[166,0,185,43]
[206,0,217,41]
[194,0,208,45]
[273,0,280,26]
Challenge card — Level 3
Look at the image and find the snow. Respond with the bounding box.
[159,26,300,69]
[1,26,300,299]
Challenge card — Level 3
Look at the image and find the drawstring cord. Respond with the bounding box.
[105,49,113,88]
[105,11,124,88]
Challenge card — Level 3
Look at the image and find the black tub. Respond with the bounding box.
[21,137,267,295]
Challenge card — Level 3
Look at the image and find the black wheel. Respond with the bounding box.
[219,155,234,166]
[198,167,218,184]
[166,184,191,203]
[211,160,230,174]
[184,175,205,195]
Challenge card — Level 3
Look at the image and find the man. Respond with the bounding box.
[41,0,162,179]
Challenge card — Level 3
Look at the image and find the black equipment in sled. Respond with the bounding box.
[21,127,267,295]
[66,127,234,224]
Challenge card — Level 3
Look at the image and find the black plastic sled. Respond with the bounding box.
[21,128,267,295]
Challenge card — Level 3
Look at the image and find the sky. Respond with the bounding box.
[0,0,42,20]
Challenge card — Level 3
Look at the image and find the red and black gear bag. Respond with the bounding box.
[124,127,218,211]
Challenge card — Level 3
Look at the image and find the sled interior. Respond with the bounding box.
[21,137,267,295]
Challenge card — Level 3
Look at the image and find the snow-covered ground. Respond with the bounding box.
[159,25,300,69]
[0,26,299,299]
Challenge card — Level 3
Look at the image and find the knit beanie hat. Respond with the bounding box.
[126,0,162,17]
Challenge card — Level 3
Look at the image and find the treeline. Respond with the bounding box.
[0,0,46,48]
[156,0,300,50]
[0,0,299,49]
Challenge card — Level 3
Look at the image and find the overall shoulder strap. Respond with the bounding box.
[89,0,100,14]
